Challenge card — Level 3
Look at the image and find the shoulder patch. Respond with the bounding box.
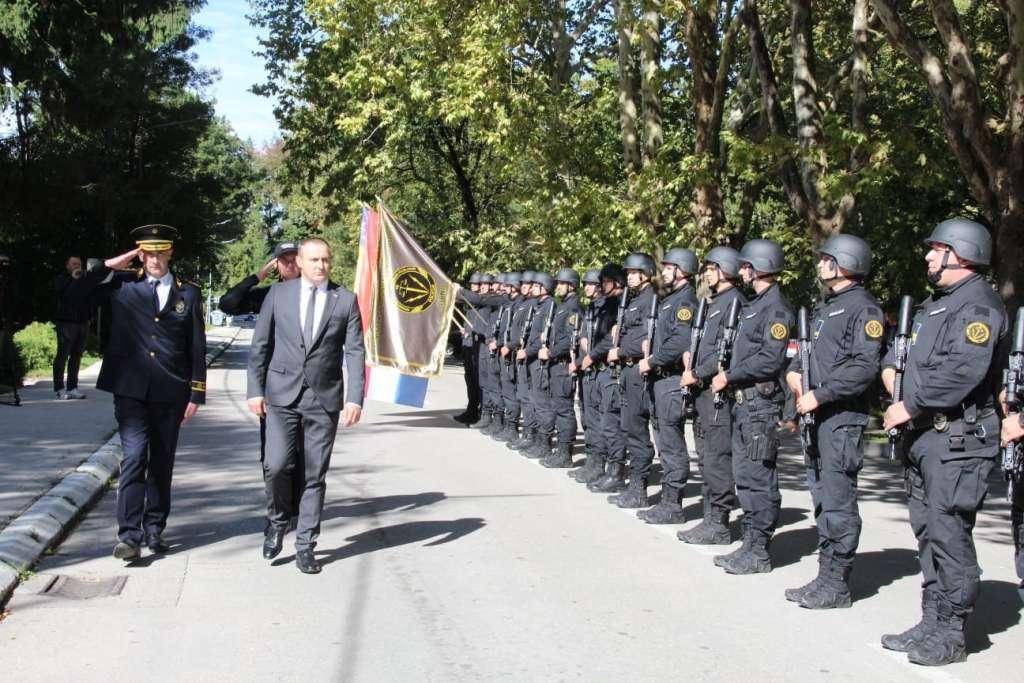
[973,305,989,316]
[864,319,884,339]
[568,313,577,327]
[866,306,881,317]
[677,307,692,322]
[965,321,990,346]
[770,323,788,340]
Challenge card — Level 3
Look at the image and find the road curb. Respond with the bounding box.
[0,327,241,606]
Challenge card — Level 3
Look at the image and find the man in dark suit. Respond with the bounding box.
[92,225,207,561]
[247,237,365,574]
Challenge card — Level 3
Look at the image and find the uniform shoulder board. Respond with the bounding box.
[865,306,881,317]
[973,305,990,316]
[774,310,787,320]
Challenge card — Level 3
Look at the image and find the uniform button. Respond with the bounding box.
[150,352,155,357]
[154,317,160,322]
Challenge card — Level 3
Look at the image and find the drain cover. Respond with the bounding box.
[42,575,128,599]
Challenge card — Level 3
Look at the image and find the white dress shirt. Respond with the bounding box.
[147,271,174,312]
[299,278,329,341]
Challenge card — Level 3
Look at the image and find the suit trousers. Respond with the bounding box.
[114,395,184,544]
[53,320,87,391]
[463,340,480,413]
[265,385,340,550]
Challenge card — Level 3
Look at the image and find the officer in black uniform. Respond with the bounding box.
[569,269,605,481]
[680,246,746,544]
[710,239,793,575]
[522,273,558,459]
[459,273,503,429]
[455,272,483,424]
[784,234,884,609]
[540,268,583,468]
[92,225,207,561]
[510,272,539,452]
[605,253,658,508]
[494,272,523,443]
[879,218,1007,666]
[218,241,300,316]
[588,264,630,492]
[636,248,699,523]
[1001,410,1024,599]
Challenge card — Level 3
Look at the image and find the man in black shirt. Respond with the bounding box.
[53,255,102,399]
[218,242,300,316]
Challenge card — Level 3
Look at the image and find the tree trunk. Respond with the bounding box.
[640,1,663,165]
[615,0,642,175]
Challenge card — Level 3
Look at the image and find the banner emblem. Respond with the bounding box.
[393,266,437,313]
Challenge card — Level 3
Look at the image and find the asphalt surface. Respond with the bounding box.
[0,329,1021,681]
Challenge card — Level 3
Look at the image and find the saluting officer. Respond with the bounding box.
[495,272,524,444]
[785,234,884,609]
[510,272,540,452]
[604,253,658,508]
[218,241,300,316]
[636,248,699,524]
[710,239,794,575]
[586,264,629,491]
[679,247,745,545]
[522,273,558,459]
[454,272,483,424]
[570,269,605,481]
[880,219,1007,667]
[94,225,207,561]
[539,268,583,468]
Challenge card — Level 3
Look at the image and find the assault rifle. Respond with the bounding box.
[887,295,914,461]
[679,298,709,427]
[712,298,741,421]
[797,306,818,466]
[610,287,629,382]
[501,304,514,378]
[489,304,505,357]
[1001,311,1024,500]
[538,298,556,366]
[516,302,537,374]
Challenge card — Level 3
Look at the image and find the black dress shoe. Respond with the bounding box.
[263,528,285,560]
[113,541,141,561]
[146,534,170,554]
[296,549,321,574]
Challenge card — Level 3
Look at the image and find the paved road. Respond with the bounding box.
[1,330,1020,681]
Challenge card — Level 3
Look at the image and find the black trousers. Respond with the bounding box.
[731,395,782,542]
[619,365,655,477]
[1013,481,1024,592]
[114,395,185,544]
[264,386,340,550]
[694,389,737,514]
[600,368,627,464]
[581,371,603,455]
[516,361,535,431]
[904,416,999,615]
[53,320,87,391]
[498,357,518,421]
[652,375,689,492]
[538,361,577,444]
[463,340,480,413]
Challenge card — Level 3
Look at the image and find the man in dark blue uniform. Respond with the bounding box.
[637,248,699,523]
[710,239,794,575]
[785,234,883,609]
[587,264,629,493]
[539,268,583,468]
[603,253,657,507]
[509,272,540,452]
[495,273,524,444]
[679,247,745,545]
[522,273,558,459]
[454,272,483,424]
[569,269,605,481]
[93,225,206,561]
[879,219,1007,666]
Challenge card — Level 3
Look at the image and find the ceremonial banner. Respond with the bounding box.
[353,203,457,406]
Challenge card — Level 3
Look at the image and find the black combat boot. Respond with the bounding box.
[679,510,731,545]
[580,455,608,485]
[799,562,852,609]
[453,408,479,424]
[881,589,939,653]
[722,534,772,574]
[713,532,751,568]
[525,432,553,459]
[907,602,967,666]
[497,419,519,443]
[542,442,574,468]
[637,486,685,524]
[568,450,592,479]
[511,428,535,451]
[608,475,648,508]
[482,412,503,436]
[471,410,492,430]
[785,556,827,603]
[588,461,627,493]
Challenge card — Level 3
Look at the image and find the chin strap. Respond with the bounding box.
[927,249,952,285]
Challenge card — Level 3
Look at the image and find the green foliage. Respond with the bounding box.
[12,321,56,376]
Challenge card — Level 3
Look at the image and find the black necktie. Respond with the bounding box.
[303,285,317,347]
[149,280,160,314]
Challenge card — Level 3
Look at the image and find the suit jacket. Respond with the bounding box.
[247,278,365,413]
[93,267,207,404]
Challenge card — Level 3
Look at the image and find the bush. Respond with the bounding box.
[13,321,57,377]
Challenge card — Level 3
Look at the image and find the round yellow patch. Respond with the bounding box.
[864,319,883,339]
[965,321,990,345]
[770,323,788,340]
[174,299,186,314]
[677,307,692,322]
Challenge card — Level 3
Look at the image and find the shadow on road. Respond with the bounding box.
[966,579,1022,653]
[850,547,919,600]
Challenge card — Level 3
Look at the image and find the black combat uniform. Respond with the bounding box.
[881,273,1006,662]
[573,294,606,481]
[494,295,520,440]
[587,291,628,490]
[524,295,557,457]
[539,291,582,464]
[610,284,657,507]
[509,294,538,450]
[717,282,793,573]
[789,284,883,607]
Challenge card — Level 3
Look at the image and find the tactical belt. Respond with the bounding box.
[653,367,682,378]
[909,407,995,447]
[622,356,644,366]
